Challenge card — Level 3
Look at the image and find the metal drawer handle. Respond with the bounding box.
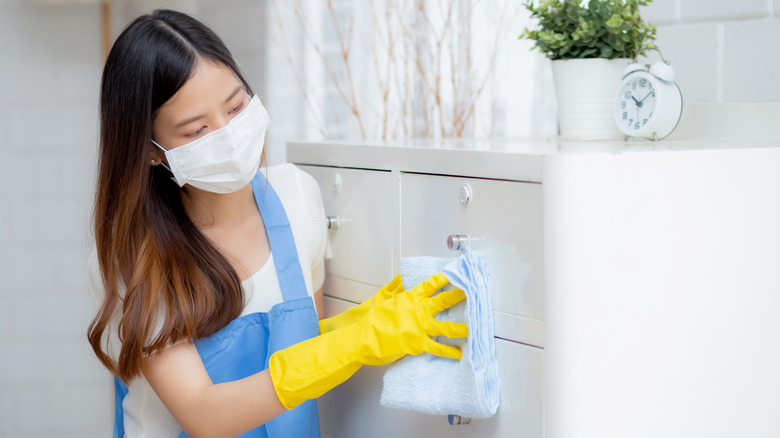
[447,234,470,251]
[448,414,472,425]
[326,216,340,229]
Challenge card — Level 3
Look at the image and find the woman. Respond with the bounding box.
[87,9,467,438]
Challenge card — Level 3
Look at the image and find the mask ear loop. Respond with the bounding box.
[150,139,185,187]
[150,139,174,174]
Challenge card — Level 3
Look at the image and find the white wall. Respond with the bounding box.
[0,1,110,437]
[642,0,780,103]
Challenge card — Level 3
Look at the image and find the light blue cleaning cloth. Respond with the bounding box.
[380,249,500,418]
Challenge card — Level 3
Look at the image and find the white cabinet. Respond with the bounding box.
[297,165,395,303]
[291,139,780,438]
[316,338,543,438]
[400,173,544,347]
[292,147,546,438]
[542,148,780,438]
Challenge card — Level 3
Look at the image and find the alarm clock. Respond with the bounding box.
[613,48,683,141]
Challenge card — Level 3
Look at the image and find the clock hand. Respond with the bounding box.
[639,90,653,103]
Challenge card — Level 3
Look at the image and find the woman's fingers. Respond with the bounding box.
[415,273,450,297]
[427,288,466,313]
[424,339,462,360]
[385,273,403,291]
[386,275,405,296]
[425,318,469,339]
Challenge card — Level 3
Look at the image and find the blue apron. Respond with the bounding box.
[113,171,321,438]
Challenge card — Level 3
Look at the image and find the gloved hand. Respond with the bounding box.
[318,273,404,334]
[269,273,468,410]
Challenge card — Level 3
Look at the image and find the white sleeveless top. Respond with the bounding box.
[88,164,328,438]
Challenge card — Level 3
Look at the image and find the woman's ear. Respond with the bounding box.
[150,147,165,167]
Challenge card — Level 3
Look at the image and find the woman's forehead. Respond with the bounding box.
[156,58,242,123]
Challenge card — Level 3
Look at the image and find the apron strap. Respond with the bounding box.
[251,171,310,302]
[113,376,129,438]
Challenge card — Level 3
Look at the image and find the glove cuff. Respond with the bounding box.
[268,326,363,409]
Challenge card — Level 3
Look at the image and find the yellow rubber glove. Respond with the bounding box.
[269,273,468,410]
[318,273,404,334]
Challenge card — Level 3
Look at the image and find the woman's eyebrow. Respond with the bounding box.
[176,113,206,129]
[174,85,245,129]
[224,85,243,104]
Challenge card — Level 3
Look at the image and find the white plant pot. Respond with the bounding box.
[552,58,630,141]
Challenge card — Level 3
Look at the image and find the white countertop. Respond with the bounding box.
[287,137,780,183]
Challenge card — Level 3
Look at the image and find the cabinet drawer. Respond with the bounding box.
[400,173,544,341]
[297,165,394,294]
[318,337,544,438]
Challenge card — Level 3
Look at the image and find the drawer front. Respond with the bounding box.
[318,335,544,438]
[400,173,544,333]
[297,165,394,294]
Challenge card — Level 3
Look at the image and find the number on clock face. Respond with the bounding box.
[616,76,655,131]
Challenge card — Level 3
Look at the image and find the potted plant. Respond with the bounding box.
[521,0,657,140]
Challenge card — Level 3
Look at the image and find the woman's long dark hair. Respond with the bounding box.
[88,9,258,382]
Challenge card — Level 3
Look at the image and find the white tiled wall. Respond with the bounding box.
[723,20,780,102]
[642,0,780,103]
[0,1,109,437]
[18,387,109,437]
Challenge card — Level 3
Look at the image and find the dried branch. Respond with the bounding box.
[454,0,514,136]
[381,0,396,139]
[326,0,366,139]
[424,0,456,137]
[262,0,518,141]
[261,0,327,138]
[289,1,361,138]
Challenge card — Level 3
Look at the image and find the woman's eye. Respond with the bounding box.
[187,126,207,138]
[229,102,244,114]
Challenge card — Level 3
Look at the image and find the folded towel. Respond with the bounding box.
[379,249,500,418]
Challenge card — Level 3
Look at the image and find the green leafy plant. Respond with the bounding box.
[520,0,657,60]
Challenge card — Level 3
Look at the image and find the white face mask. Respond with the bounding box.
[152,94,269,194]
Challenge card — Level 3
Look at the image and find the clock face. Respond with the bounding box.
[615,75,656,132]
